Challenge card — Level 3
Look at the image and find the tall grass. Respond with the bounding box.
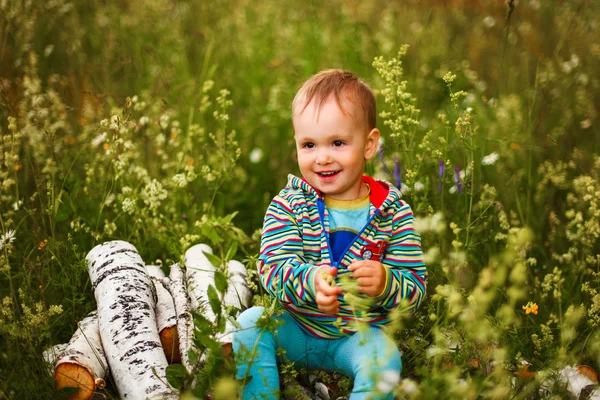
[1,0,599,398]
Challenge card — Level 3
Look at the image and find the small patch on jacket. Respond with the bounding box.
[361,240,387,261]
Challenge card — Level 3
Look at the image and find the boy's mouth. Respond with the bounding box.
[317,171,340,179]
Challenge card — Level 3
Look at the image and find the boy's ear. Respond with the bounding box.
[364,128,380,160]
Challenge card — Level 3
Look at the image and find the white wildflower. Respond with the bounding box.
[122,198,137,215]
[414,181,425,191]
[0,230,16,250]
[400,183,411,194]
[44,45,54,57]
[104,193,115,206]
[482,152,499,166]
[159,114,170,130]
[131,95,138,103]
[110,115,119,130]
[92,132,107,147]
[399,378,418,395]
[141,179,168,211]
[376,370,400,393]
[249,148,264,164]
[12,200,22,211]
[483,16,496,28]
[449,185,458,194]
[570,54,580,68]
[561,61,573,74]
[139,116,150,126]
[172,173,188,188]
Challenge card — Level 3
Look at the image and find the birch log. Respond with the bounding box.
[43,343,68,375]
[185,244,236,345]
[223,260,252,311]
[52,312,108,400]
[167,263,195,373]
[146,265,180,363]
[87,241,177,400]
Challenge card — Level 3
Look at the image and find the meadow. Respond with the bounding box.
[1,0,599,398]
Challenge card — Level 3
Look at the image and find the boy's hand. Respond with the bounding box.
[348,260,386,297]
[314,266,342,314]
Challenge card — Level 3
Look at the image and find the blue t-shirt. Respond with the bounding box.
[325,189,370,261]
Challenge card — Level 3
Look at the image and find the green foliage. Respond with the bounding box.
[1,0,599,398]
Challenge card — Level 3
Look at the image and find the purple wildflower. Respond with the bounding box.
[453,167,464,194]
[378,145,388,174]
[393,156,402,189]
[438,159,445,193]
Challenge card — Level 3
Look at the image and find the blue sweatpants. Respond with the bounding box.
[232,306,402,399]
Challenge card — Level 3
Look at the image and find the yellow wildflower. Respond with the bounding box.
[522,302,539,315]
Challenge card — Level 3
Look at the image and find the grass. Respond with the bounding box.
[1,0,599,398]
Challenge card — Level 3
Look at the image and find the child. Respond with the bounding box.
[233,70,427,399]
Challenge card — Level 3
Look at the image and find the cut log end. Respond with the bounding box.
[160,326,181,364]
[222,342,232,358]
[54,363,96,400]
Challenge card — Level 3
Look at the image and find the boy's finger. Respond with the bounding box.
[318,304,339,315]
[321,284,342,296]
[348,261,366,271]
[317,292,338,306]
[356,277,376,287]
[351,266,374,279]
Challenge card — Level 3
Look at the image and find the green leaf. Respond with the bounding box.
[188,348,198,366]
[225,241,238,261]
[202,226,224,244]
[166,364,187,390]
[214,270,228,294]
[204,251,223,269]
[222,211,238,224]
[208,284,221,315]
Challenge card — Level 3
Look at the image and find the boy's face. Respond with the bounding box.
[293,96,379,201]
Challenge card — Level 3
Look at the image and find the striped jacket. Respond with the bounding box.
[259,174,427,338]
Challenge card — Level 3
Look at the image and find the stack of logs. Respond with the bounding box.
[43,241,252,400]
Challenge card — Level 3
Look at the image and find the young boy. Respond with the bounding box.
[233,70,427,399]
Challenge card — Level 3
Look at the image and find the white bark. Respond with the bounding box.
[185,244,236,345]
[54,311,108,390]
[167,263,195,373]
[146,264,176,334]
[87,240,177,400]
[146,265,166,279]
[43,343,68,375]
[185,244,253,346]
[223,259,252,311]
[152,278,177,334]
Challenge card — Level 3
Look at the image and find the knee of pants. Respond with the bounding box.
[359,328,403,374]
[233,306,267,350]
[236,306,265,330]
[232,307,272,376]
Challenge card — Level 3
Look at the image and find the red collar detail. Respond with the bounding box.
[362,176,388,208]
[300,175,389,208]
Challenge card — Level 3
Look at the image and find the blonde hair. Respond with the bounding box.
[292,69,376,130]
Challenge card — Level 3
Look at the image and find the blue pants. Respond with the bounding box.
[233,306,402,399]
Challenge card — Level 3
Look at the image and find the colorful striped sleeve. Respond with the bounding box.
[374,202,427,312]
[259,196,321,306]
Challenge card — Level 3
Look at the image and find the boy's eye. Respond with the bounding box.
[333,140,344,147]
[302,142,315,149]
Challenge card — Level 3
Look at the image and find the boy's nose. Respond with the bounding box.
[315,149,332,165]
